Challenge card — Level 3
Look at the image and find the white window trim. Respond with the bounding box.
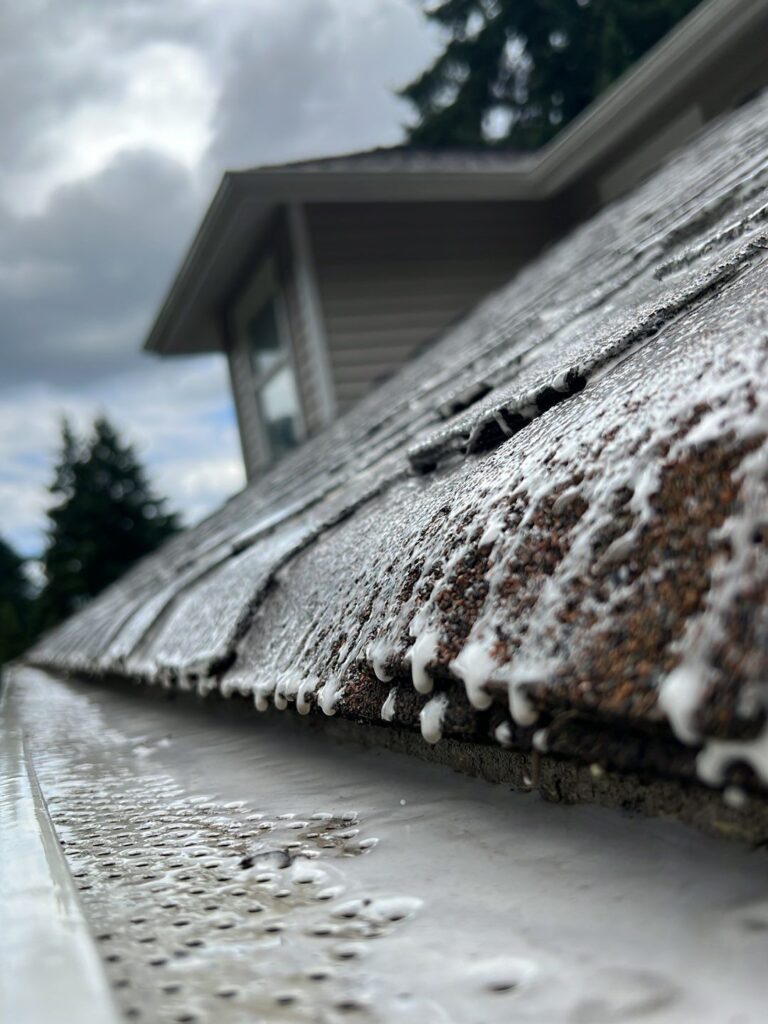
[230,258,305,469]
[287,203,336,425]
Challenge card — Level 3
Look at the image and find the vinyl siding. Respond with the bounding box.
[307,201,556,413]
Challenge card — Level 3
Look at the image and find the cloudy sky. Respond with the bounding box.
[0,0,438,557]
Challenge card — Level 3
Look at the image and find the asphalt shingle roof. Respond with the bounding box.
[29,89,768,807]
[251,145,530,175]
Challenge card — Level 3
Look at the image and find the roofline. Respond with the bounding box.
[144,0,768,355]
[535,0,768,195]
[144,174,236,355]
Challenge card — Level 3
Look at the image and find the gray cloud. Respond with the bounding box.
[0,0,437,553]
[0,150,203,390]
[0,0,437,394]
[208,0,437,170]
[0,1,202,191]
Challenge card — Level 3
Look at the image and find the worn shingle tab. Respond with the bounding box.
[29,90,768,800]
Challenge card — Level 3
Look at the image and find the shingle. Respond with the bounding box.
[29,89,768,801]
[251,144,530,175]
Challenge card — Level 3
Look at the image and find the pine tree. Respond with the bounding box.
[401,0,702,150]
[36,417,179,631]
[0,536,32,665]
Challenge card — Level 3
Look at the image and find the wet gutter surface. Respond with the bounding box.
[0,675,120,1024]
[5,666,768,1023]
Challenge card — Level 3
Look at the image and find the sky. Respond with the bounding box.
[0,0,439,557]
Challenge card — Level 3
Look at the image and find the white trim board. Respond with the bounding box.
[0,676,121,1024]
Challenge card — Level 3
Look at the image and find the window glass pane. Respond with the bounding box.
[246,300,282,378]
[261,364,301,458]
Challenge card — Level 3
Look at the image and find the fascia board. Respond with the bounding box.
[143,173,238,353]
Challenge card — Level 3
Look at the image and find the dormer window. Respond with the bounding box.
[232,260,304,468]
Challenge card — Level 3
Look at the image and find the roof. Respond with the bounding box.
[254,145,530,174]
[29,85,768,816]
[144,0,768,357]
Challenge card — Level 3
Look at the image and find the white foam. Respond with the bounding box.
[381,687,397,722]
[368,638,394,683]
[698,728,768,787]
[658,663,704,744]
[318,676,342,716]
[494,722,513,748]
[420,693,449,744]
[451,641,495,710]
[500,662,545,727]
[409,630,439,694]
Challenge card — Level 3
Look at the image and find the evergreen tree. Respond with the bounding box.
[36,417,179,631]
[401,0,702,149]
[0,536,32,665]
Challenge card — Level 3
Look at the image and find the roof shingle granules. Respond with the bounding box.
[29,89,768,825]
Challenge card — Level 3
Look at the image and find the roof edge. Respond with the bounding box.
[536,0,768,193]
[143,173,238,355]
[143,0,768,355]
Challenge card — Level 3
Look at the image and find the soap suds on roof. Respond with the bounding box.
[28,88,768,802]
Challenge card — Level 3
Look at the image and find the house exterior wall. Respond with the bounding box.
[305,201,560,414]
[227,199,562,478]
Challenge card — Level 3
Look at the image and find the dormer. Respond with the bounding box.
[143,0,768,481]
[145,166,561,480]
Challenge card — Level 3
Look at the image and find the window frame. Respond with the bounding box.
[231,259,305,468]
